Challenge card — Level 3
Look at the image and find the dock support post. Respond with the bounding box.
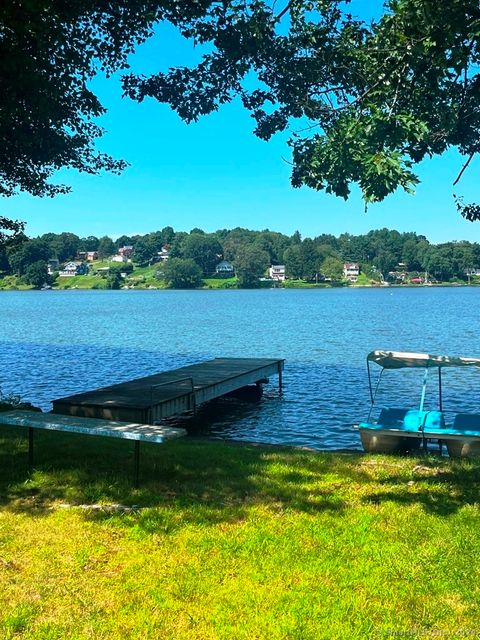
[28,428,34,467]
[278,364,283,394]
[133,441,140,488]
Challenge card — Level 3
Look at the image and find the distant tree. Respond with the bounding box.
[300,239,320,281]
[40,232,80,262]
[183,234,223,275]
[0,216,24,249]
[162,258,203,289]
[234,246,269,288]
[106,270,122,289]
[450,242,475,276]
[291,231,302,245]
[222,228,258,262]
[316,243,338,263]
[320,257,344,282]
[0,247,9,272]
[402,239,423,271]
[133,237,157,265]
[97,236,115,260]
[423,247,455,281]
[79,235,100,252]
[373,251,397,279]
[254,231,290,264]
[416,240,432,272]
[114,235,133,250]
[284,245,303,279]
[8,239,50,276]
[160,226,175,246]
[24,260,49,289]
[169,232,189,258]
[190,227,205,235]
[314,234,338,251]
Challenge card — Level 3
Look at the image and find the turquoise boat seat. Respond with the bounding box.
[375,408,445,431]
[403,409,445,430]
[377,408,408,427]
[452,414,480,430]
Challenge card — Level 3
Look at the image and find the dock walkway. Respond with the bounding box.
[52,357,284,423]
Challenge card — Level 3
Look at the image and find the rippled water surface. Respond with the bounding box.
[1,287,480,450]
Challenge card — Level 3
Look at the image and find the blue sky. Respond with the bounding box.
[2,10,480,244]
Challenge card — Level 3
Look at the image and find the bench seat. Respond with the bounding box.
[0,410,187,443]
[0,409,187,485]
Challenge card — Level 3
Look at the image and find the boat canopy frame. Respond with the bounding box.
[366,350,480,419]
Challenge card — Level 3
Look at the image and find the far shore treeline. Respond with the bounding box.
[1,226,480,290]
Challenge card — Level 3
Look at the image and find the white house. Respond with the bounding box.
[215,260,234,275]
[268,265,286,281]
[343,262,360,282]
[59,261,89,277]
[157,246,171,262]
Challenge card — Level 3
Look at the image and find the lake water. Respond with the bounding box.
[1,287,480,450]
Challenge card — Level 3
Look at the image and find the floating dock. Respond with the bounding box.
[52,358,284,423]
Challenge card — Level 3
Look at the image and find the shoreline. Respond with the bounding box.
[0,282,478,292]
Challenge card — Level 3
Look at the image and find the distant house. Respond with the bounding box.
[343,262,360,282]
[215,260,234,275]
[157,246,171,262]
[59,261,89,277]
[388,270,407,283]
[118,245,134,258]
[268,265,286,281]
[111,254,129,263]
[86,251,98,262]
[47,258,60,275]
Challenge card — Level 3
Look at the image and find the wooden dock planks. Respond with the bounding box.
[52,357,284,423]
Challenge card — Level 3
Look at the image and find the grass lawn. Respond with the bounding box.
[202,278,238,289]
[54,275,107,289]
[283,280,333,288]
[0,428,479,639]
[0,276,32,290]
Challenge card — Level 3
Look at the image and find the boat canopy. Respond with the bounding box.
[367,350,480,370]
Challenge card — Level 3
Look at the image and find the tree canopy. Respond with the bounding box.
[124,0,480,217]
[3,224,480,287]
[0,0,215,203]
[1,0,480,226]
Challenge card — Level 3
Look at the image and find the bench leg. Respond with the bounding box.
[133,441,140,488]
[28,428,34,467]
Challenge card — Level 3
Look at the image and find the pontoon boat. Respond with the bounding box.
[357,350,480,457]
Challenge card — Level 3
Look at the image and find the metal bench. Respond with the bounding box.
[0,410,187,486]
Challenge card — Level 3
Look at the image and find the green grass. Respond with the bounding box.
[0,426,479,639]
[202,277,238,289]
[283,279,333,288]
[123,264,167,288]
[354,272,374,286]
[54,275,107,289]
[0,275,32,290]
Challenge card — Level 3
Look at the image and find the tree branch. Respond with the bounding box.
[453,152,475,186]
[276,2,292,21]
